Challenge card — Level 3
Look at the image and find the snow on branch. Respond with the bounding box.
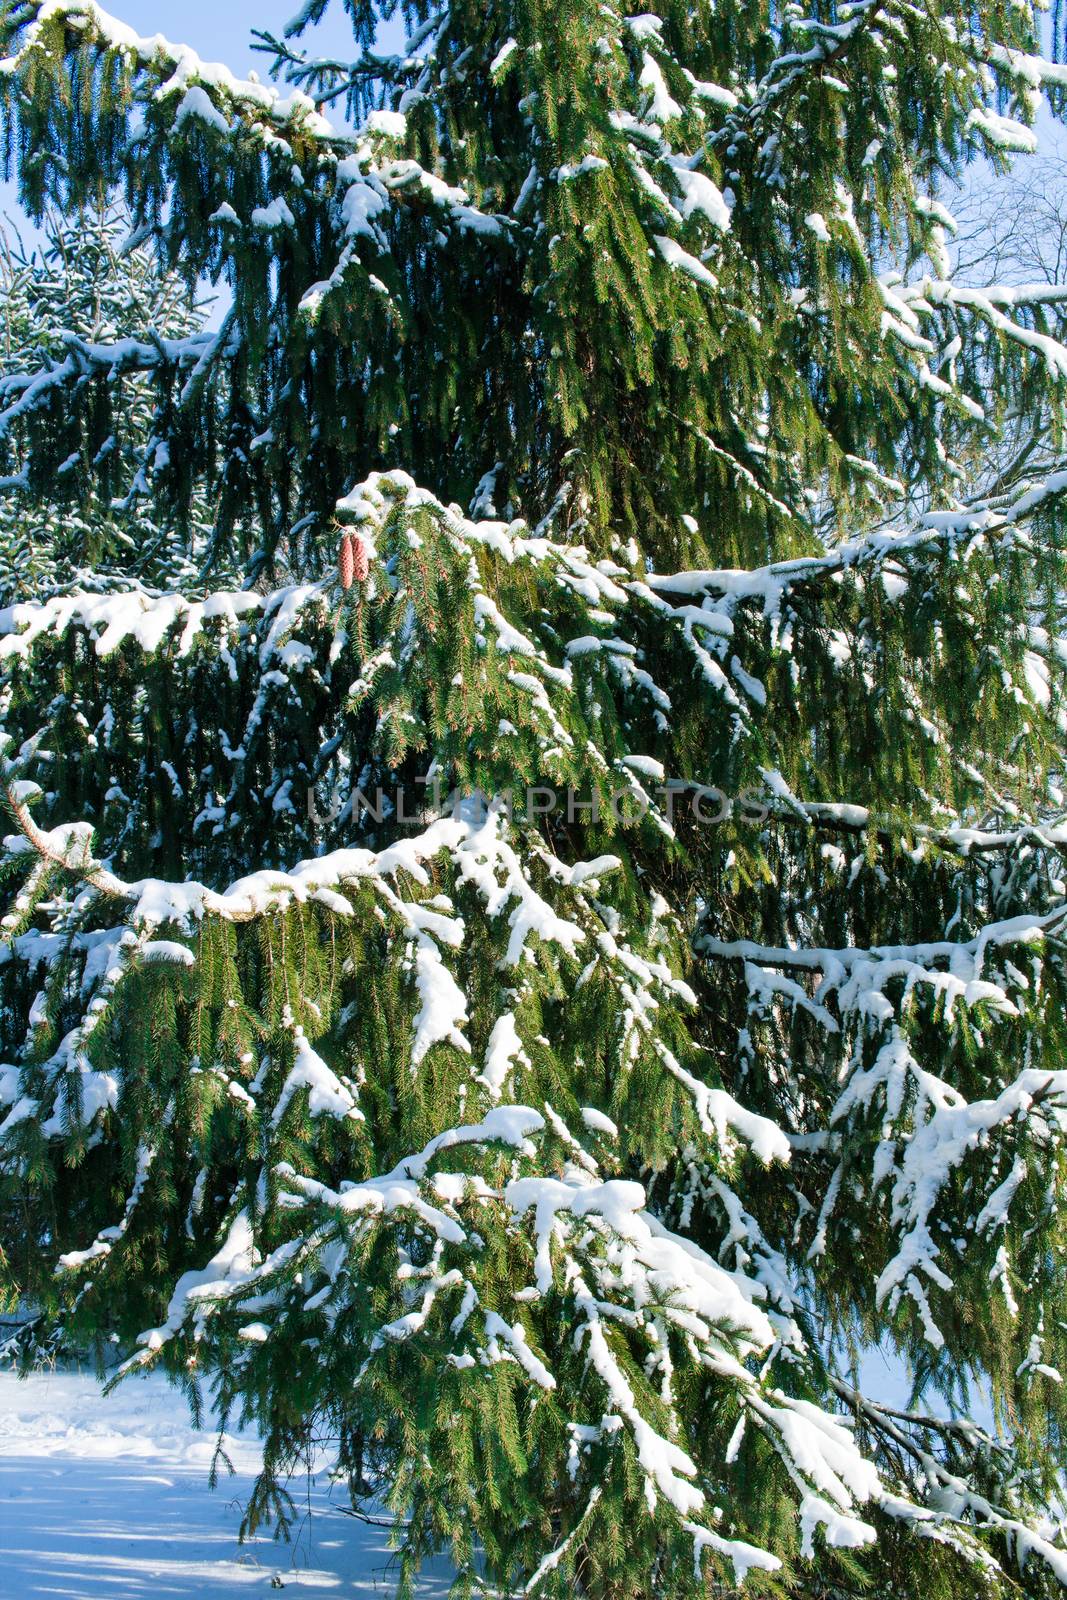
[0,0,340,141]
[702,905,1062,1014]
[0,327,228,441]
[0,2,511,247]
[115,1101,883,1580]
[643,465,1067,609]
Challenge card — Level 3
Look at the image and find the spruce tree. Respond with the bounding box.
[0,202,215,597]
[3,0,1067,1595]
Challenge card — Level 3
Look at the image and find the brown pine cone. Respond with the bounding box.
[338,532,355,590]
[352,534,370,583]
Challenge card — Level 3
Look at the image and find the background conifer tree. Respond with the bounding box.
[4,1,1067,1595]
[0,201,216,597]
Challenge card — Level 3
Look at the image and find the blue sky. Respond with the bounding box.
[81,1,362,78]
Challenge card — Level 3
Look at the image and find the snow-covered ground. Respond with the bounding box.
[0,1367,453,1597]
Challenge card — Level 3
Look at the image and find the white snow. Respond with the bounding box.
[639,52,682,122]
[174,85,230,136]
[361,109,407,139]
[654,235,717,289]
[477,1012,529,1101]
[489,39,518,75]
[0,584,267,663]
[965,106,1038,152]
[251,198,296,231]
[272,1030,364,1128]
[556,154,609,181]
[670,165,731,231]
[0,1366,452,1597]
